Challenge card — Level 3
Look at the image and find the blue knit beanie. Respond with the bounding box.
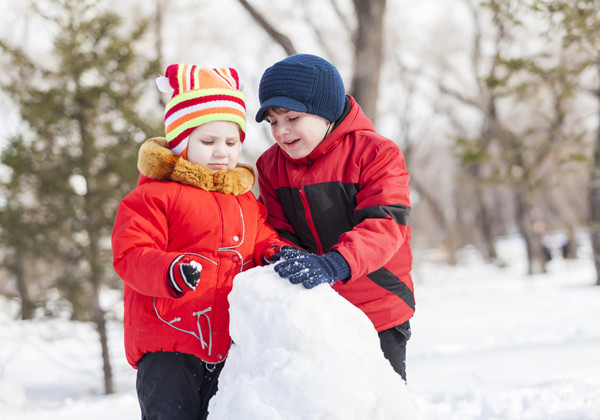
[255,54,346,123]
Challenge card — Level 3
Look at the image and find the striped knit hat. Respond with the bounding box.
[156,64,246,155]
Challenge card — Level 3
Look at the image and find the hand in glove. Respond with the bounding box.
[167,254,202,297]
[264,246,307,264]
[274,250,350,289]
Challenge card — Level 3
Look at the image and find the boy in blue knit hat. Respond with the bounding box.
[255,54,415,381]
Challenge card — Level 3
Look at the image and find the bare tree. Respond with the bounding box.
[537,0,600,285]
[436,0,507,262]
[382,48,465,263]
[236,0,297,56]
[153,0,167,108]
[592,70,600,285]
[349,0,386,123]
[236,0,387,125]
[429,0,587,274]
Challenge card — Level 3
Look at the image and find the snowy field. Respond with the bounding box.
[1,233,599,420]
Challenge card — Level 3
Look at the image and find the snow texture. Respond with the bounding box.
[207,265,417,419]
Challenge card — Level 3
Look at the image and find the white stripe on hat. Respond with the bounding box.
[165,100,246,127]
[170,137,188,156]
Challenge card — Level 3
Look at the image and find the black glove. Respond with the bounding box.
[274,250,350,289]
[167,254,202,297]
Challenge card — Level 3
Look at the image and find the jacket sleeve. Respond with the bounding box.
[333,139,411,280]
[256,155,303,247]
[251,198,288,266]
[111,184,184,298]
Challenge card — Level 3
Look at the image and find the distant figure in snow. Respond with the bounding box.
[255,54,415,381]
[112,64,285,420]
[562,237,577,259]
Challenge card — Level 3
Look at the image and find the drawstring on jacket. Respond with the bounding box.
[154,298,214,356]
[193,307,213,354]
[153,200,247,359]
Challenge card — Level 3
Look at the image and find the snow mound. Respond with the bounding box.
[208,265,417,419]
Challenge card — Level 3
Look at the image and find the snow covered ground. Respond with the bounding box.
[1,233,599,420]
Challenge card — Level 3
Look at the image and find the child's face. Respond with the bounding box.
[264,109,331,160]
[187,121,241,171]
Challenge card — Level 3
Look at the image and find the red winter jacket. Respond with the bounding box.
[257,96,415,332]
[112,138,283,367]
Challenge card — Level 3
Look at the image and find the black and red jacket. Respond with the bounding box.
[257,96,415,332]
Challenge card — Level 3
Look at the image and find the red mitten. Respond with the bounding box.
[263,245,301,265]
[167,254,202,297]
[263,246,280,265]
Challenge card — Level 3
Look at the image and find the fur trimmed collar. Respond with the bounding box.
[137,137,254,196]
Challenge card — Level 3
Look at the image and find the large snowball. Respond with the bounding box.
[208,265,418,419]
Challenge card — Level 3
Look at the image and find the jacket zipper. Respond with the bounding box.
[299,186,323,255]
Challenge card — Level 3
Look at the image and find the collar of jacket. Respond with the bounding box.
[286,95,375,166]
[137,137,255,196]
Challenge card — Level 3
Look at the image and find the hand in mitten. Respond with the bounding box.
[167,254,203,297]
[264,246,307,264]
[263,246,282,265]
[274,251,350,289]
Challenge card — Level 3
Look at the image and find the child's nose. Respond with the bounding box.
[274,122,289,138]
[213,143,227,157]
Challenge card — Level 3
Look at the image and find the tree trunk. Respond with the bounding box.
[87,195,114,394]
[590,66,600,286]
[79,112,113,393]
[515,191,547,275]
[350,0,386,125]
[13,252,35,320]
[154,0,167,108]
[92,283,114,394]
[410,177,459,264]
[465,158,498,262]
[89,219,114,394]
[474,184,498,262]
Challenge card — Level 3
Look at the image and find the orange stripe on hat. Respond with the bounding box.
[214,68,238,89]
[166,108,245,134]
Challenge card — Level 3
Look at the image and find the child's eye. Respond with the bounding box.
[287,116,298,122]
[201,140,214,145]
[227,141,238,147]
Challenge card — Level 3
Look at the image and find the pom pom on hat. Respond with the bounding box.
[155,75,172,93]
[255,54,345,123]
[160,64,246,156]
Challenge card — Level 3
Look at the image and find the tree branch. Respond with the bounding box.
[236,0,297,56]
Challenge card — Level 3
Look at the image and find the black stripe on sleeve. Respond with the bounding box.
[355,204,411,226]
[367,267,415,310]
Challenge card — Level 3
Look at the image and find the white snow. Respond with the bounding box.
[208,266,417,420]
[1,234,599,420]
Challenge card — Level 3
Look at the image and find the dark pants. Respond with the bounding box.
[136,351,224,420]
[378,320,411,381]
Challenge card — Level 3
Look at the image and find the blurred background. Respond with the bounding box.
[0,0,597,396]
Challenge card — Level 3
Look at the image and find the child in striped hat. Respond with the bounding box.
[112,64,286,419]
[158,64,246,158]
